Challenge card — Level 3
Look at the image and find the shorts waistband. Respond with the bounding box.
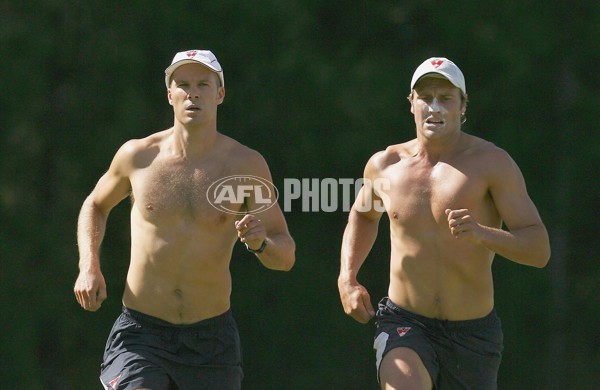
[122,306,233,329]
[382,297,500,332]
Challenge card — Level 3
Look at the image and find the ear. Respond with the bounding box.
[216,86,226,105]
[461,93,469,113]
[167,87,174,106]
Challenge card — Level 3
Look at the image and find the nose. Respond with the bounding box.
[428,98,441,112]
[186,86,201,99]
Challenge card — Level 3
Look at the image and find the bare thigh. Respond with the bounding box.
[379,347,432,390]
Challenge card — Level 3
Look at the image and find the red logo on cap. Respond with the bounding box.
[431,60,443,68]
[186,50,197,58]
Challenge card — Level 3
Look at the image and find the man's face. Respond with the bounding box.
[168,63,224,125]
[410,77,465,138]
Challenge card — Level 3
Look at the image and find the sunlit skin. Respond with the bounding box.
[168,63,224,129]
[74,63,295,324]
[411,78,465,143]
[338,76,550,389]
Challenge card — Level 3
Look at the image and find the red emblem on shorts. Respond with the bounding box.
[396,327,411,337]
[186,50,197,58]
[108,374,121,390]
[431,60,443,68]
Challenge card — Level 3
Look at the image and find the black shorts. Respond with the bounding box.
[374,297,503,389]
[99,307,243,390]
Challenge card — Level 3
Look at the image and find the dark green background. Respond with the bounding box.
[1,1,598,388]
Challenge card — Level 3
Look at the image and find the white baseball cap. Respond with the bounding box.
[164,49,224,88]
[410,57,466,95]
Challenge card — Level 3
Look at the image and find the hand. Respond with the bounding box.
[235,214,266,251]
[74,268,107,311]
[338,279,375,324]
[445,208,482,244]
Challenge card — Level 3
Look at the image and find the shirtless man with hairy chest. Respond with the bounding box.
[123,129,277,324]
[74,49,295,390]
[338,58,549,389]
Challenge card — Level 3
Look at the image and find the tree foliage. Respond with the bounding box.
[1,1,598,388]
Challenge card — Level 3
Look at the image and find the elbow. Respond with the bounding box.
[281,258,295,272]
[265,235,296,271]
[272,243,296,272]
[283,239,297,271]
[539,246,551,268]
[538,233,552,267]
[269,255,295,272]
[532,256,550,269]
[282,247,296,271]
[532,244,551,268]
[528,227,551,268]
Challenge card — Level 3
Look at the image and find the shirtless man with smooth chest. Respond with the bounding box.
[338,58,550,389]
[374,130,504,320]
[75,49,295,390]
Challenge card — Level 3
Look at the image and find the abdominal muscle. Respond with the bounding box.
[387,229,496,321]
[122,210,239,324]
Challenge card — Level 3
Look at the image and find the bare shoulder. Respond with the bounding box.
[111,129,169,172]
[216,133,270,174]
[467,134,516,162]
[366,140,415,174]
[125,129,170,152]
[462,134,522,178]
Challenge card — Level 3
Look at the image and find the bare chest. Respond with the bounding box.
[382,161,489,225]
[131,159,240,225]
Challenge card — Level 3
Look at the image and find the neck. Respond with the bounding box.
[169,123,218,159]
[414,131,464,161]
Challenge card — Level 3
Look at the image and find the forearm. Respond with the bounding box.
[479,223,550,267]
[253,233,296,271]
[77,197,108,271]
[339,209,380,283]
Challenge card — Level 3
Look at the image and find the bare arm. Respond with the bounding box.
[446,149,550,267]
[338,159,385,323]
[235,152,295,271]
[74,142,133,311]
[235,213,295,271]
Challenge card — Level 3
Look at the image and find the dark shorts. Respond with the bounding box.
[99,307,243,390]
[374,297,503,389]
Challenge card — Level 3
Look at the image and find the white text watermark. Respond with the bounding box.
[206,176,389,214]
